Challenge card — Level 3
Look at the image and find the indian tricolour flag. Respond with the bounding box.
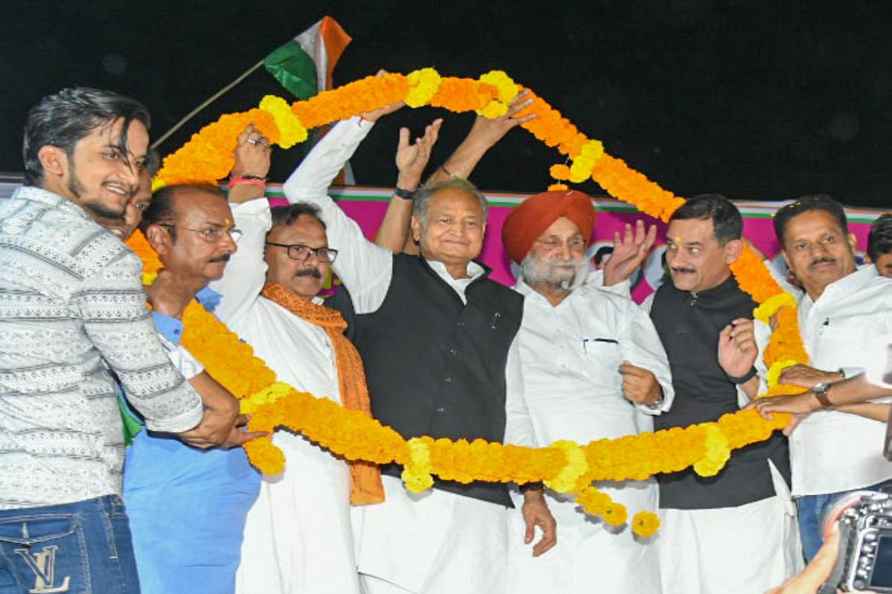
[264,16,355,182]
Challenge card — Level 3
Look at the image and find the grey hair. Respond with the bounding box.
[412,177,489,225]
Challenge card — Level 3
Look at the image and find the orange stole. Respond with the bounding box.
[261,283,384,505]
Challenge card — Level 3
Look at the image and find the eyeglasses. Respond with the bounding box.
[158,224,243,243]
[264,241,338,263]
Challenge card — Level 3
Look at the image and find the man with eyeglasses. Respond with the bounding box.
[118,181,264,594]
[209,111,443,594]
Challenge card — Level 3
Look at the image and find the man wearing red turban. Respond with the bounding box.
[501,189,674,594]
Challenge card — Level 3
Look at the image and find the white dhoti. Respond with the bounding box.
[656,463,802,594]
[354,475,509,594]
[507,479,660,594]
[235,431,360,594]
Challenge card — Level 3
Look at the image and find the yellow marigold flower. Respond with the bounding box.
[602,502,628,527]
[405,68,442,108]
[479,70,519,103]
[631,511,660,538]
[259,95,307,149]
[548,183,569,192]
[477,100,509,119]
[766,360,799,389]
[401,437,434,493]
[753,292,796,324]
[576,486,612,516]
[579,139,605,160]
[568,159,593,183]
[241,382,293,414]
[693,425,731,477]
[544,441,588,493]
[549,164,571,180]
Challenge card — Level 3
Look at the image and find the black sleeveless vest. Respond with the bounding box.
[650,276,791,510]
[331,254,523,507]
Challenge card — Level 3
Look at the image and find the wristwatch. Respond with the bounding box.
[393,187,416,200]
[812,382,834,408]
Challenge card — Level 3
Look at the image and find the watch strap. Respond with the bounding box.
[813,383,834,408]
[394,187,416,200]
[726,366,758,385]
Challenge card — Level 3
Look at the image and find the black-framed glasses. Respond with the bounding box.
[158,224,243,243]
[265,241,338,263]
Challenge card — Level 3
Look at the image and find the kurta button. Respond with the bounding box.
[435,407,446,413]
[456,321,465,327]
[449,348,457,355]
[444,376,453,383]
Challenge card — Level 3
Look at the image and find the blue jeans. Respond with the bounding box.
[797,478,892,562]
[0,495,140,594]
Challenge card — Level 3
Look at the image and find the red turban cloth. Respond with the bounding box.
[502,190,595,263]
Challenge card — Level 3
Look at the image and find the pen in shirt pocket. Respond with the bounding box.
[582,337,619,353]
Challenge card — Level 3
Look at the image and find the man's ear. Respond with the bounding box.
[37,145,67,179]
[724,238,743,264]
[847,232,858,254]
[145,224,172,257]
[410,215,423,243]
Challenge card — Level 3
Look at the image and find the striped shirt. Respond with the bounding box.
[0,186,203,509]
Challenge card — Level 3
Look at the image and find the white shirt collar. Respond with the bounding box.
[803,265,878,309]
[426,259,485,283]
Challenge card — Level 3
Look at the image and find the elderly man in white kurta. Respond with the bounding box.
[498,189,674,594]
[209,116,440,594]
[284,117,556,593]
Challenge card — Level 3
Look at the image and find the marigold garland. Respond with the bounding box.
[141,68,817,536]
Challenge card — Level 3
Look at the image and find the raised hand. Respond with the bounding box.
[603,220,657,287]
[395,119,443,190]
[231,124,272,179]
[360,70,406,122]
[718,318,758,379]
[464,89,537,149]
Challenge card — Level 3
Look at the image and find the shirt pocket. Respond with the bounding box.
[582,337,623,383]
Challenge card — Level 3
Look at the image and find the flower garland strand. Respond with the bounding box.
[140,69,813,538]
[126,225,787,538]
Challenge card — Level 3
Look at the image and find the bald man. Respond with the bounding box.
[501,189,674,594]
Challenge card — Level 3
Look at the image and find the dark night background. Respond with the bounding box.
[3,1,892,208]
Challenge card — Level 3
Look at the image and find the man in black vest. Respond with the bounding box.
[643,194,798,594]
[282,115,556,594]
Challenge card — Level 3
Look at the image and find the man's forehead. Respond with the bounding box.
[786,210,845,237]
[174,190,232,221]
[429,189,484,215]
[88,117,149,156]
[667,218,714,243]
[269,217,328,246]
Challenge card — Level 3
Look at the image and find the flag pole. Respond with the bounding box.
[151,59,264,150]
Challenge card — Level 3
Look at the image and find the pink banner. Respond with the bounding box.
[268,186,886,302]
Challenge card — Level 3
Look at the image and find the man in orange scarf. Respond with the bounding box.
[210,110,442,594]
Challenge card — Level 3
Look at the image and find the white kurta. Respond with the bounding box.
[505,279,673,594]
[210,199,360,594]
[284,117,525,594]
[753,265,892,496]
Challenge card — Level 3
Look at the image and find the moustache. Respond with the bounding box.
[295,268,322,279]
[209,254,231,263]
[808,257,836,270]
